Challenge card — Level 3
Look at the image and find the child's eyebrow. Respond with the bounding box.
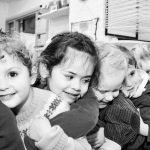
[112,86,122,92]
[112,89,119,92]
[67,71,92,78]
[100,90,109,93]
[96,88,109,93]
[98,86,121,93]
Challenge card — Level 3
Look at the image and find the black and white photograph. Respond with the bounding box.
[0,0,150,150]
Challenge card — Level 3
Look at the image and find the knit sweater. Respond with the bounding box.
[19,87,95,150]
[33,81,99,138]
[98,92,140,147]
[25,129,92,150]
[0,101,25,150]
[16,88,69,138]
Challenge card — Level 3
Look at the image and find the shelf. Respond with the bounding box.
[38,7,69,19]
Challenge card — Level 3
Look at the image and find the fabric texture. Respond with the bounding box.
[51,87,99,138]
[22,87,98,150]
[123,81,150,149]
[0,101,25,150]
[16,88,66,138]
[35,126,68,150]
[98,92,140,147]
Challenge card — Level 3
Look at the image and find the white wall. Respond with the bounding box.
[48,15,69,39]
[7,0,52,19]
[0,1,9,31]
[69,0,112,41]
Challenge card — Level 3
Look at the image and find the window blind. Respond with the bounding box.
[105,0,150,41]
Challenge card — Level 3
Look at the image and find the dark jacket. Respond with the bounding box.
[0,101,25,150]
[122,81,150,150]
[98,92,140,147]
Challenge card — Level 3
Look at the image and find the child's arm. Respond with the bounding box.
[86,110,106,149]
[50,88,99,138]
[0,102,25,150]
[28,117,92,150]
[87,127,105,149]
[35,126,92,150]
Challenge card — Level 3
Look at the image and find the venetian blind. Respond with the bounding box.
[105,0,150,41]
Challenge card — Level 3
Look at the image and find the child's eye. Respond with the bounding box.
[82,78,90,84]
[146,70,150,74]
[8,72,18,77]
[113,89,119,93]
[65,75,74,80]
[130,71,135,76]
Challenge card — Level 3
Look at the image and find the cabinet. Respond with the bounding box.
[38,6,69,19]
[35,6,69,47]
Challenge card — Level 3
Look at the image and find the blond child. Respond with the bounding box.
[87,43,140,150]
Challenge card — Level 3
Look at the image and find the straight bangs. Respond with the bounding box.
[60,47,95,69]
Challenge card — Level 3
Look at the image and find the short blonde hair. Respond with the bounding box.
[97,43,128,73]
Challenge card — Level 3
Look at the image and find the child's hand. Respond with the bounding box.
[138,109,149,136]
[28,116,51,142]
[87,127,105,149]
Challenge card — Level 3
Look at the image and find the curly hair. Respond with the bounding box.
[0,33,33,75]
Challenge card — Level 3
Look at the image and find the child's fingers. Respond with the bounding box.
[87,133,97,140]
[28,116,51,141]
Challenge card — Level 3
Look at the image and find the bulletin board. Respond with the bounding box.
[71,18,99,40]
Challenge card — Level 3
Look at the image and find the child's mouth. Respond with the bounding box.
[65,92,81,100]
[0,93,15,101]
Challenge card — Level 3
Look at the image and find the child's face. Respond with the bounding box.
[0,52,33,109]
[122,65,143,97]
[140,59,150,79]
[47,47,95,104]
[97,66,126,108]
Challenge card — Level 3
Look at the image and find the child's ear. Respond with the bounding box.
[30,73,37,85]
[39,63,49,78]
[30,65,38,85]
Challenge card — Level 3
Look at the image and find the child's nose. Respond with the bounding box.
[72,79,81,91]
[105,92,114,101]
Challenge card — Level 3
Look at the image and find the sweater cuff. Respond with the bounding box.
[35,125,68,150]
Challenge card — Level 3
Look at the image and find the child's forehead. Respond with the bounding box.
[0,51,22,65]
[99,70,125,91]
[62,47,94,65]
